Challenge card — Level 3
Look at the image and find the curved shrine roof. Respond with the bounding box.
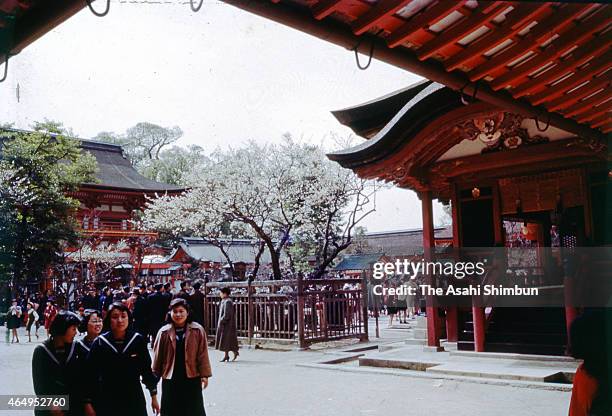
[79,140,184,193]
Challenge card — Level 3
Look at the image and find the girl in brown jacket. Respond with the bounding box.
[152,298,212,416]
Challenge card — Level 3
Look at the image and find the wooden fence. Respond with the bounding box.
[203,276,368,348]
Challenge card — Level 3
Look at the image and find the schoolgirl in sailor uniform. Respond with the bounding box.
[31,311,82,416]
[84,302,159,416]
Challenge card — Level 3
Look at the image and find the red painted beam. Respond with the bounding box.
[467,3,592,82]
[444,3,550,72]
[490,8,610,91]
[386,0,465,48]
[511,36,611,99]
[352,1,410,36]
[417,2,509,61]
[546,75,611,112]
[312,0,343,21]
[530,51,612,106]
[563,90,611,119]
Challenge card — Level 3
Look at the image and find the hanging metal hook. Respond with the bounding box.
[459,80,480,106]
[352,30,383,71]
[534,109,551,132]
[353,40,374,70]
[0,55,8,83]
[86,0,110,17]
[190,0,203,12]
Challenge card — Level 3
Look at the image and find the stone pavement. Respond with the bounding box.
[0,324,572,416]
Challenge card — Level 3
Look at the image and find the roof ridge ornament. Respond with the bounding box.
[86,0,110,17]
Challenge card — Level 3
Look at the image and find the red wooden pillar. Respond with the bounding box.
[421,190,441,347]
[446,185,460,343]
[472,306,486,352]
[564,274,579,349]
[446,307,458,342]
[565,306,578,342]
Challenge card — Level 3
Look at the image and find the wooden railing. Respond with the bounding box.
[203,276,368,348]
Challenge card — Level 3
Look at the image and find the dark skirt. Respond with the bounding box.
[26,318,36,331]
[161,377,205,416]
[94,385,148,416]
[7,314,20,329]
[386,307,399,315]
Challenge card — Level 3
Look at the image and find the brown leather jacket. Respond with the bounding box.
[152,322,212,379]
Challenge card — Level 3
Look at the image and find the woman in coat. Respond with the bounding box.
[215,287,239,362]
[84,302,159,416]
[31,310,81,416]
[152,298,212,416]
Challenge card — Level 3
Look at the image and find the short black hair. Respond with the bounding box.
[166,298,193,324]
[180,281,187,289]
[103,302,133,332]
[49,311,81,337]
[192,282,201,290]
[163,283,171,290]
[154,283,163,291]
[220,287,231,296]
[78,309,102,333]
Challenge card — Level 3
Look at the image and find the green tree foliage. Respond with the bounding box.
[0,122,97,289]
[93,122,192,185]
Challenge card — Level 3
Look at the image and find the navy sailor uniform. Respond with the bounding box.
[85,331,158,416]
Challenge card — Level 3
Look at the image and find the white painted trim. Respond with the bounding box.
[40,344,60,366]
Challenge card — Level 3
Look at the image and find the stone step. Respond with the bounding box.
[450,350,577,363]
[425,362,574,383]
[404,338,427,346]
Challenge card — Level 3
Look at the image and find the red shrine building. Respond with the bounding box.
[214,1,611,356]
[61,139,183,287]
[68,139,182,241]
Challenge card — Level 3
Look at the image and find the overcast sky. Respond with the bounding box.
[0,1,447,231]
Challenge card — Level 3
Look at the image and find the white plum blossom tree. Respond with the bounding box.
[141,136,378,279]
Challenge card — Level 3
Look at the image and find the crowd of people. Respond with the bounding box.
[5,280,240,416]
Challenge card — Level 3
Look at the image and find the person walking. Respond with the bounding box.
[148,283,168,348]
[7,299,22,343]
[152,298,212,416]
[396,283,409,324]
[132,288,149,338]
[215,287,239,362]
[174,281,191,301]
[385,283,398,328]
[188,282,205,327]
[31,311,81,416]
[25,302,40,342]
[44,300,58,339]
[84,302,159,416]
